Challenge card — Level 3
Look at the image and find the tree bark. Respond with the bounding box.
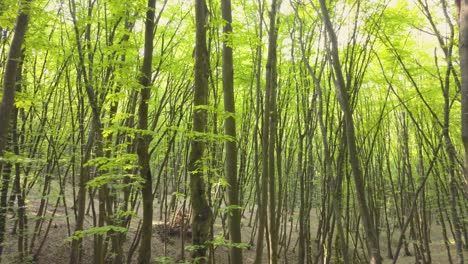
[221,0,243,263]
[459,0,468,198]
[0,0,31,159]
[254,1,266,263]
[190,0,213,262]
[265,0,280,263]
[458,3,468,263]
[136,0,156,263]
[0,1,31,259]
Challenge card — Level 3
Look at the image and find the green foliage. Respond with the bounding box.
[0,0,18,30]
[155,256,175,264]
[209,233,250,249]
[1,0,465,262]
[0,151,44,165]
[86,172,144,188]
[67,225,127,241]
[84,153,137,171]
[184,244,206,252]
[84,153,142,188]
[173,191,186,199]
[222,205,244,216]
[154,256,190,264]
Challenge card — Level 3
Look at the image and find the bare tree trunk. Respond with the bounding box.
[459,0,468,201]
[190,0,213,262]
[457,3,468,264]
[136,0,156,263]
[0,0,32,259]
[265,0,280,262]
[221,0,243,263]
[0,0,31,158]
[254,1,266,263]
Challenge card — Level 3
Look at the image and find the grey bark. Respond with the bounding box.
[221,0,243,263]
[0,0,32,158]
[0,0,32,258]
[460,0,468,198]
[136,0,157,263]
[189,0,213,262]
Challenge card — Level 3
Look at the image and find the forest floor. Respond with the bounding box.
[1,193,466,264]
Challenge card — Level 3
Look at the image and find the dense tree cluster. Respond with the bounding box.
[0,0,466,263]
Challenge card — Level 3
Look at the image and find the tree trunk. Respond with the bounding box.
[221,0,243,263]
[0,0,31,158]
[136,0,156,263]
[265,0,280,262]
[459,0,468,200]
[254,1,266,263]
[0,0,31,259]
[190,0,213,262]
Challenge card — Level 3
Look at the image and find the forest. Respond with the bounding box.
[0,0,467,263]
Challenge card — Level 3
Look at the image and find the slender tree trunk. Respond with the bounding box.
[297,135,306,264]
[460,0,468,198]
[136,0,156,263]
[190,0,213,262]
[442,32,465,263]
[221,0,243,263]
[317,1,381,263]
[0,161,12,260]
[254,1,266,263]
[0,0,31,260]
[264,0,280,262]
[0,0,31,159]
[70,119,96,264]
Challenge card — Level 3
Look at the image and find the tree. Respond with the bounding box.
[317,0,382,263]
[0,1,466,263]
[136,0,157,263]
[221,0,243,263]
[0,0,32,259]
[0,0,31,164]
[190,0,213,262]
[264,0,281,263]
[68,0,107,261]
[460,0,468,197]
[458,1,468,264]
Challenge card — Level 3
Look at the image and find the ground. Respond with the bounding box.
[1,193,466,264]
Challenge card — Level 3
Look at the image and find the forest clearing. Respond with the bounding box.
[0,0,467,263]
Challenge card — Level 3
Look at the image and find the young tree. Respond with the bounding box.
[459,0,468,197]
[0,0,32,258]
[457,1,468,264]
[317,0,382,263]
[68,0,107,261]
[136,0,157,263]
[264,0,281,263]
[190,0,213,262]
[0,0,31,162]
[221,0,243,263]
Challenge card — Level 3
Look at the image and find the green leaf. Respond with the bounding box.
[67,225,127,241]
